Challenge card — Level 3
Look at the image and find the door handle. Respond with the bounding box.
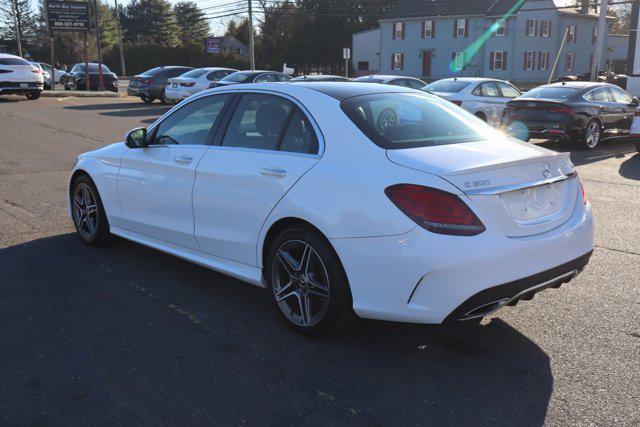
[173,156,193,165]
[260,168,287,178]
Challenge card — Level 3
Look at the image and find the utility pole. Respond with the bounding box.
[94,0,104,90]
[44,0,54,90]
[10,0,23,57]
[114,0,126,76]
[248,0,255,70]
[591,0,609,81]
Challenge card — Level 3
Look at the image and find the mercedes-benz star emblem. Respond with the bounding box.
[542,162,552,178]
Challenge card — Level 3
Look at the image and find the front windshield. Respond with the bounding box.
[341,93,493,149]
[221,72,254,83]
[521,86,580,100]
[424,80,470,93]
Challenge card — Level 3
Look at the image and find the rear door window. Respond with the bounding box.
[497,82,521,98]
[609,86,633,104]
[221,94,294,151]
[478,82,500,97]
[279,109,319,154]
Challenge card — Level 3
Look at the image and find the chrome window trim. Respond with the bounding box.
[464,171,577,195]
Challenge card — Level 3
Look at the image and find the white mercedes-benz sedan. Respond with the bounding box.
[68,82,594,333]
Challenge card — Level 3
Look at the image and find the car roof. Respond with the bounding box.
[545,81,610,89]
[0,53,23,59]
[237,81,417,100]
[291,75,349,81]
[355,74,419,82]
[432,77,501,83]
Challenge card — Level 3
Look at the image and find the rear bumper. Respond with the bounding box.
[503,119,578,141]
[165,87,194,101]
[0,82,43,94]
[331,193,594,324]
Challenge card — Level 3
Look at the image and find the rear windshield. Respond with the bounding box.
[221,72,254,83]
[0,57,30,66]
[423,80,470,93]
[142,67,162,76]
[341,93,490,149]
[354,78,384,83]
[521,86,580,100]
[180,69,208,78]
[76,64,110,72]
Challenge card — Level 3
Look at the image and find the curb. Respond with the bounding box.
[41,91,124,98]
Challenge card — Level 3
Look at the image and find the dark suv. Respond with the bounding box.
[128,66,193,104]
[64,63,118,92]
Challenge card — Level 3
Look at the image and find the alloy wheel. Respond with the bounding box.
[72,183,99,240]
[271,239,331,327]
[376,108,397,132]
[585,122,600,148]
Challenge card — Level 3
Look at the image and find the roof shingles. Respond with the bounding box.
[382,0,524,19]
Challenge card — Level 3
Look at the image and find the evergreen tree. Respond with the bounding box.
[174,1,209,45]
[121,0,180,47]
[0,0,38,46]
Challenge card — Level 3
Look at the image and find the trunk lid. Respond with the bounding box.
[386,137,579,237]
[504,99,573,122]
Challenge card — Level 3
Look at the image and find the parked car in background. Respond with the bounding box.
[353,74,426,89]
[31,62,51,90]
[128,66,193,104]
[165,67,237,103]
[38,62,69,86]
[209,70,292,88]
[290,75,350,82]
[502,82,639,149]
[64,63,118,92]
[423,77,521,127]
[0,53,44,100]
[69,82,593,333]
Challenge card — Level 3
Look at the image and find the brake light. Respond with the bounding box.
[579,179,588,205]
[180,82,195,87]
[385,184,486,236]
[31,68,41,74]
[549,106,574,114]
[141,77,154,84]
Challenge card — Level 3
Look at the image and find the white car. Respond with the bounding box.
[353,74,426,89]
[423,78,522,127]
[68,82,594,333]
[0,53,44,99]
[165,67,237,102]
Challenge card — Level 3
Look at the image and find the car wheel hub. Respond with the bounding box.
[72,183,98,239]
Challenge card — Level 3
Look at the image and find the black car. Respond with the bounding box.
[128,66,193,104]
[209,70,292,88]
[64,63,118,92]
[502,82,639,149]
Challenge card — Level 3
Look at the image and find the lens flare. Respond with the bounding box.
[449,0,527,73]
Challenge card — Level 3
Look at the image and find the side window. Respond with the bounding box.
[280,108,319,154]
[471,84,483,96]
[479,82,500,97]
[389,79,411,87]
[277,74,291,82]
[610,87,632,104]
[153,95,229,146]
[497,82,521,98]
[221,94,293,151]
[407,79,425,89]
[588,88,613,102]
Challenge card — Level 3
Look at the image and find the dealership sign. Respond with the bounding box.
[205,37,222,54]
[47,0,90,32]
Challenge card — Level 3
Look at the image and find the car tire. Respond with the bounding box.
[475,112,487,122]
[582,119,601,150]
[160,90,169,105]
[265,227,354,335]
[26,91,41,100]
[141,95,155,104]
[70,174,110,245]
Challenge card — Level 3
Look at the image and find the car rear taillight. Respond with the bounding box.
[141,77,154,84]
[579,179,588,205]
[385,184,486,236]
[180,82,195,87]
[31,68,41,74]
[450,100,462,106]
[548,106,574,114]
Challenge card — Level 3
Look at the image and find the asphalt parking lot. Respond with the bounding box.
[1,94,639,425]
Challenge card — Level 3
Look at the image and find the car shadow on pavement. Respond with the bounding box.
[535,137,637,167]
[63,101,171,118]
[0,233,553,425]
[619,151,640,180]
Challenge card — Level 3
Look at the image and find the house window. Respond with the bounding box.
[525,51,535,71]
[541,20,550,37]
[423,20,434,38]
[567,25,576,43]
[393,53,404,70]
[526,19,536,37]
[393,22,404,39]
[455,19,466,38]
[453,52,465,70]
[358,61,369,71]
[494,20,506,36]
[539,51,549,70]
[566,52,574,71]
[491,51,507,70]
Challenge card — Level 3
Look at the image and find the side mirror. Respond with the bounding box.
[125,127,147,148]
[631,97,639,107]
